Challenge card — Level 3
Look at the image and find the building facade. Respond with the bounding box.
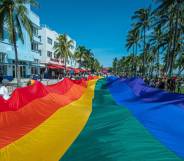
[0,4,41,80]
[39,26,79,69]
[0,5,79,80]
[39,26,62,66]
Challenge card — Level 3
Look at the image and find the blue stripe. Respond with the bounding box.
[107,76,184,159]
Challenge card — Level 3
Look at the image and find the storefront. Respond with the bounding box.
[47,64,65,79]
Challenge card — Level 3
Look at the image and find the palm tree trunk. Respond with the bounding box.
[79,58,81,69]
[169,8,179,76]
[143,26,146,76]
[165,18,173,74]
[79,55,82,69]
[166,44,171,74]
[132,45,135,76]
[64,57,67,76]
[157,48,160,77]
[10,7,20,87]
[135,42,138,76]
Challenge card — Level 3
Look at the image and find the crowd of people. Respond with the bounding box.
[1,71,184,101]
[32,72,101,82]
[143,76,184,94]
[116,72,184,94]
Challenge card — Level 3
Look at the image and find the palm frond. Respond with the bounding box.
[15,15,24,43]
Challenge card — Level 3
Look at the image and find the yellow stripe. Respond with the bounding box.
[0,80,97,161]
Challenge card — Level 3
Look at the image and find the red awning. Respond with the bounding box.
[74,68,80,73]
[66,67,73,71]
[47,64,65,69]
[80,69,85,72]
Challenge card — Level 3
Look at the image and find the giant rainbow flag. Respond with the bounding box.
[0,76,184,161]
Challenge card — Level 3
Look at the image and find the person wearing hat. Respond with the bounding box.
[27,79,36,86]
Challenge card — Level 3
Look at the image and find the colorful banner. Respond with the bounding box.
[1,76,184,161]
[61,78,183,161]
[0,77,98,161]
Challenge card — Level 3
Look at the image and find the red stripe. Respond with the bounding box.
[0,78,86,112]
[0,80,86,149]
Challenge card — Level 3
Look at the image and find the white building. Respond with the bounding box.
[39,25,61,66]
[0,4,42,80]
[39,26,79,68]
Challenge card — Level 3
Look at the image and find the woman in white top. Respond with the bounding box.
[0,81,10,100]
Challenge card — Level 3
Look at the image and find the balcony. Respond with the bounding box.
[33,35,41,44]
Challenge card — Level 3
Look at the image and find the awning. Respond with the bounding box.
[74,68,80,74]
[47,64,65,69]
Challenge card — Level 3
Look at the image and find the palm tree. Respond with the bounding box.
[92,58,101,72]
[112,57,118,74]
[150,25,163,76]
[83,49,94,69]
[74,46,88,68]
[0,0,38,86]
[54,34,74,75]
[132,7,151,75]
[126,28,140,75]
[154,0,184,76]
[175,53,184,75]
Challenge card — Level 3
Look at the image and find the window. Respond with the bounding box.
[0,53,6,76]
[54,41,58,47]
[54,53,57,58]
[32,26,38,37]
[38,50,42,56]
[31,41,39,52]
[0,64,7,75]
[47,51,52,57]
[13,61,26,65]
[0,53,5,63]
[34,59,39,64]
[38,36,41,42]
[47,37,52,45]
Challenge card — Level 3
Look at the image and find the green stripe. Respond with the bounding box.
[60,79,183,161]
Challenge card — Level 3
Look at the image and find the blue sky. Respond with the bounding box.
[34,0,152,67]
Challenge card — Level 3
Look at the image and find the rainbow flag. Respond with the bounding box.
[0,77,184,161]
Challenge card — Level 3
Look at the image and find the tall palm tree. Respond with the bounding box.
[126,28,140,75]
[54,34,74,74]
[74,46,88,68]
[0,0,38,86]
[92,58,101,72]
[175,53,184,75]
[150,25,163,76]
[112,57,118,74]
[132,7,151,75]
[154,0,184,76]
[83,49,94,69]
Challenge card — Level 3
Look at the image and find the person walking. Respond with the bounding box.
[0,80,10,100]
[177,78,182,94]
[0,71,3,84]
